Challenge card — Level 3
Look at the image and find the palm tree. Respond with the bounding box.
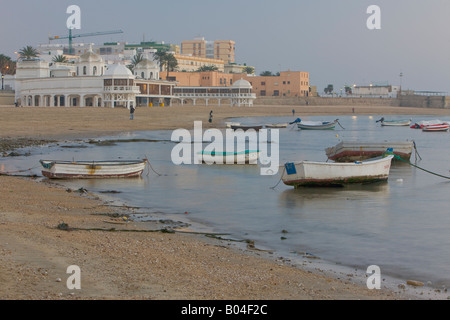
[165,54,178,78]
[127,53,144,73]
[197,65,219,72]
[18,46,39,60]
[153,50,178,78]
[52,54,68,63]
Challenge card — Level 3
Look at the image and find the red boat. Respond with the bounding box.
[422,123,450,132]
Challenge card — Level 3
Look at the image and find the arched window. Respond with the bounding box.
[141,72,145,79]
[93,66,97,75]
[150,72,153,79]
[83,66,87,75]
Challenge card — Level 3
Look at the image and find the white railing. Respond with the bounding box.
[104,86,140,93]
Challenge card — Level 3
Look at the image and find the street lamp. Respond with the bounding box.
[1,74,4,90]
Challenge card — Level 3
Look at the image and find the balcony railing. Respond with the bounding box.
[104,86,140,93]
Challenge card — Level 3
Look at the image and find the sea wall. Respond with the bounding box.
[0,91,15,105]
[254,96,400,106]
[398,95,450,109]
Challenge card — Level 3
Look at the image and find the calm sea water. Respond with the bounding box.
[4,114,450,291]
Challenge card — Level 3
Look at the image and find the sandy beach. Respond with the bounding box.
[2,104,450,301]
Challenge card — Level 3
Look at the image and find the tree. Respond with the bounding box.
[18,46,38,60]
[52,54,68,63]
[242,66,254,75]
[197,65,219,72]
[0,54,16,75]
[127,53,144,73]
[324,84,334,94]
[153,50,178,78]
[260,71,273,76]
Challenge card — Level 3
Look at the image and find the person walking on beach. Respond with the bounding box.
[130,106,135,120]
[208,110,213,124]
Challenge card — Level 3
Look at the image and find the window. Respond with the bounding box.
[273,90,279,96]
[283,81,286,85]
[260,90,266,96]
[93,66,97,75]
[83,66,87,75]
[261,82,265,86]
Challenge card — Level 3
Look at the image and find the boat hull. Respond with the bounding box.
[381,120,411,126]
[197,151,260,164]
[422,124,450,132]
[231,125,263,131]
[297,121,337,130]
[40,160,146,179]
[282,155,394,187]
[326,141,413,162]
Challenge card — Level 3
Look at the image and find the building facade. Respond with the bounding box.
[181,38,235,64]
[161,70,310,97]
[15,49,176,108]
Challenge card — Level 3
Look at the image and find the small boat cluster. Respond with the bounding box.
[377,117,450,132]
[39,115,448,190]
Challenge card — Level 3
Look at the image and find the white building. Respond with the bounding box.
[352,85,400,98]
[15,49,176,108]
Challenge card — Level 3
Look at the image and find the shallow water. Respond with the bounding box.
[4,114,450,290]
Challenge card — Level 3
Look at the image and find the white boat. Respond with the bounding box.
[376,118,411,126]
[40,160,147,179]
[197,150,260,164]
[297,120,338,130]
[281,155,394,188]
[422,123,450,132]
[325,141,414,162]
[411,119,447,129]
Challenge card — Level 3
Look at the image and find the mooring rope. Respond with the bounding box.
[143,156,163,176]
[270,166,286,189]
[394,154,450,180]
[0,166,40,175]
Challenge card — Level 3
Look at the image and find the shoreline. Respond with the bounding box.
[2,104,450,300]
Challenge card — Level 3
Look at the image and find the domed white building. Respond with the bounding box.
[15,55,176,108]
[134,59,159,80]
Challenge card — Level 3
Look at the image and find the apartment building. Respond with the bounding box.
[181,38,235,63]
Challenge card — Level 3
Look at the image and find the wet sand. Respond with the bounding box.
[2,104,449,300]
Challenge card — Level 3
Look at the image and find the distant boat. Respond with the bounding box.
[225,122,241,128]
[422,123,450,132]
[297,120,338,130]
[230,124,263,131]
[197,150,260,164]
[264,123,288,128]
[40,160,146,179]
[376,118,411,126]
[281,154,394,188]
[325,141,414,162]
[411,119,448,129]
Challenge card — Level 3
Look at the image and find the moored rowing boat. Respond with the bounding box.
[281,155,394,188]
[40,160,147,179]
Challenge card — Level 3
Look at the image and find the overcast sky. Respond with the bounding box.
[1,0,450,93]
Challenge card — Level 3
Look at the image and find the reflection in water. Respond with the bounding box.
[278,182,390,211]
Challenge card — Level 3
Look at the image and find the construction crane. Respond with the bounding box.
[49,29,124,55]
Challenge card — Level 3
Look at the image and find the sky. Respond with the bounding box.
[1,0,450,93]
